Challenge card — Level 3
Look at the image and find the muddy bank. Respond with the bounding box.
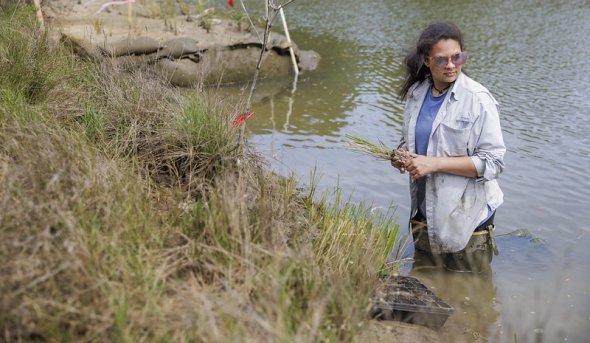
[46,0,319,86]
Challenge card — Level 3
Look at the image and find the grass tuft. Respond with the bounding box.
[345,134,393,160]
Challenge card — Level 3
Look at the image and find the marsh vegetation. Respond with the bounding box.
[0,3,400,341]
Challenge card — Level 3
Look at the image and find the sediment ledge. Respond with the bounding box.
[48,0,319,86]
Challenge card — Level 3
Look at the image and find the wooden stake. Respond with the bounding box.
[33,0,44,30]
[279,7,299,76]
[127,0,133,26]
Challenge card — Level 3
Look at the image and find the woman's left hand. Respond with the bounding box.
[406,154,439,179]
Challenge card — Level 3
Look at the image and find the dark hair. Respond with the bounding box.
[399,22,464,99]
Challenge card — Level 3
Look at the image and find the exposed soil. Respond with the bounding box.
[41,0,319,86]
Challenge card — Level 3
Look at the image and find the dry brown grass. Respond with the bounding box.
[0,4,400,342]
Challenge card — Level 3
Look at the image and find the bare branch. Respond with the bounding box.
[269,0,297,10]
[238,0,297,147]
[239,0,262,44]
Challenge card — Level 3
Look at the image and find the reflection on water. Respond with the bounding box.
[413,268,498,341]
[230,0,590,341]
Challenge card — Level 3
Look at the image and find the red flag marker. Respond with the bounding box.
[228,0,234,8]
[232,111,255,127]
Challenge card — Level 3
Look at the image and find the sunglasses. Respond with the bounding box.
[429,51,468,68]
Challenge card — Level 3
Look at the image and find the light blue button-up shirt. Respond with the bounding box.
[399,72,506,253]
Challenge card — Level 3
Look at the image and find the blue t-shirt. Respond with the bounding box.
[415,86,446,155]
[415,87,446,216]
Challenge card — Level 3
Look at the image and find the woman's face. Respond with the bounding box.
[425,39,465,85]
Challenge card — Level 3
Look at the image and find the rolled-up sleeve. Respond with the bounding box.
[470,155,486,177]
[470,96,506,182]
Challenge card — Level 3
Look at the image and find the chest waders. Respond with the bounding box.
[411,213,499,274]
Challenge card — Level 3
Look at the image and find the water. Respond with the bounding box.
[226,0,590,341]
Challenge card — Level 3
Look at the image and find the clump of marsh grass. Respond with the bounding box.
[346,134,392,160]
[346,133,412,165]
[0,6,50,104]
[0,2,104,128]
[65,58,241,195]
[0,110,161,341]
[0,4,82,109]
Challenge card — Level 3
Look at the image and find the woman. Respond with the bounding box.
[392,22,506,273]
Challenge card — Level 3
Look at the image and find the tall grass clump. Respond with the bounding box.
[0,5,52,104]
[0,4,402,342]
[83,61,240,194]
[0,4,86,109]
[0,110,163,341]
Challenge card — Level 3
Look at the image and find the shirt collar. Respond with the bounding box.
[448,72,466,102]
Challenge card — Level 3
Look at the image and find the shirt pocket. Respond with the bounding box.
[438,116,474,156]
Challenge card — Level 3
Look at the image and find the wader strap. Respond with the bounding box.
[473,224,499,256]
[471,225,495,236]
[410,220,428,231]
